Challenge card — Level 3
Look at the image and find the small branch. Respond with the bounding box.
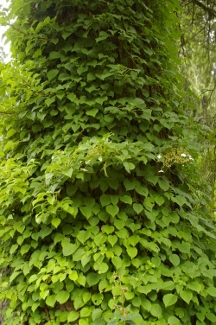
[193,0,216,19]
[6,24,51,41]
[44,307,50,320]
[0,111,17,114]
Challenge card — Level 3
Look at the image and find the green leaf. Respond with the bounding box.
[206,313,216,322]
[136,185,148,197]
[92,308,103,321]
[158,178,169,191]
[84,197,95,208]
[113,219,125,230]
[127,246,138,258]
[150,303,162,317]
[47,69,59,80]
[177,242,190,254]
[133,203,143,214]
[77,274,86,286]
[187,281,203,293]
[39,226,52,238]
[113,245,122,256]
[107,235,118,247]
[80,307,91,317]
[102,225,114,234]
[56,291,69,304]
[170,212,180,224]
[163,293,178,307]
[128,235,140,246]
[51,38,59,45]
[67,93,77,102]
[98,262,109,274]
[145,173,158,185]
[77,230,90,244]
[69,270,78,281]
[110,195,119,206]
[94,232,106,246]
[7,129,17,138]
[106,205,119,217]
[95,210,106,225]
[58,72,70,81]
[81,253,91,267]
[169,254,180,266]
[144,197,155,211]
[129,223,141,233]
[49,51,61,59]
[80,206,92,219]
[62,31,72,40]
[20,244,30,255]
[100,194,111,207]
[46,295,56,307]
[120,195,132,205]
[74,295,85,310]
[123,179,136,190]
[180,289,193,304]
[10,271,21,283]
[96,31,109,42]
[168,316,182,325]
[28,274,38,283]
[54,233,64,243]
[142,298,151,312]
[62,238,78,256]
[111,285,124,299]
[87,273,100,286]
[86,108,99,117]
[31,302,40,313]
[108,178,119,190]
[73,248,86,261]
[206,286,216,297]
[10,244,18,254]
[116,228,129,239]
[32,49,42,59]
[83,292,91,304]
[51,218,61,228]
[123,161,136,173]
[61,203,78,217]
[67,311,79,322]
[79,319,89,325]
[50,109,58,116]
[92,293,103,305]
[45,97,55,107]
[172,195,187,207]
[131,296,141,307]
[124,291,135,300]
[154,194,165,206]
[112,256,122,269]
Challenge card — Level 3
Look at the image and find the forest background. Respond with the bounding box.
[0,0,216,325]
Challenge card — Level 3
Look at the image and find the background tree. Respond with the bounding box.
[180,0,216,200]
[0,1,216,324]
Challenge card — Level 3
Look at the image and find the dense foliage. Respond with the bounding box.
[0,0,216,324]
[180,0,216,196]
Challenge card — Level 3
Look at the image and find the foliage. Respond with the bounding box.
[179,0,216,196]
[0,0,216,324]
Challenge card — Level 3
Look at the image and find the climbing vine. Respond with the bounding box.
[0,0,215,324]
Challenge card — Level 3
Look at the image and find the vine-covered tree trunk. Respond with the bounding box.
[0,0,216,324]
